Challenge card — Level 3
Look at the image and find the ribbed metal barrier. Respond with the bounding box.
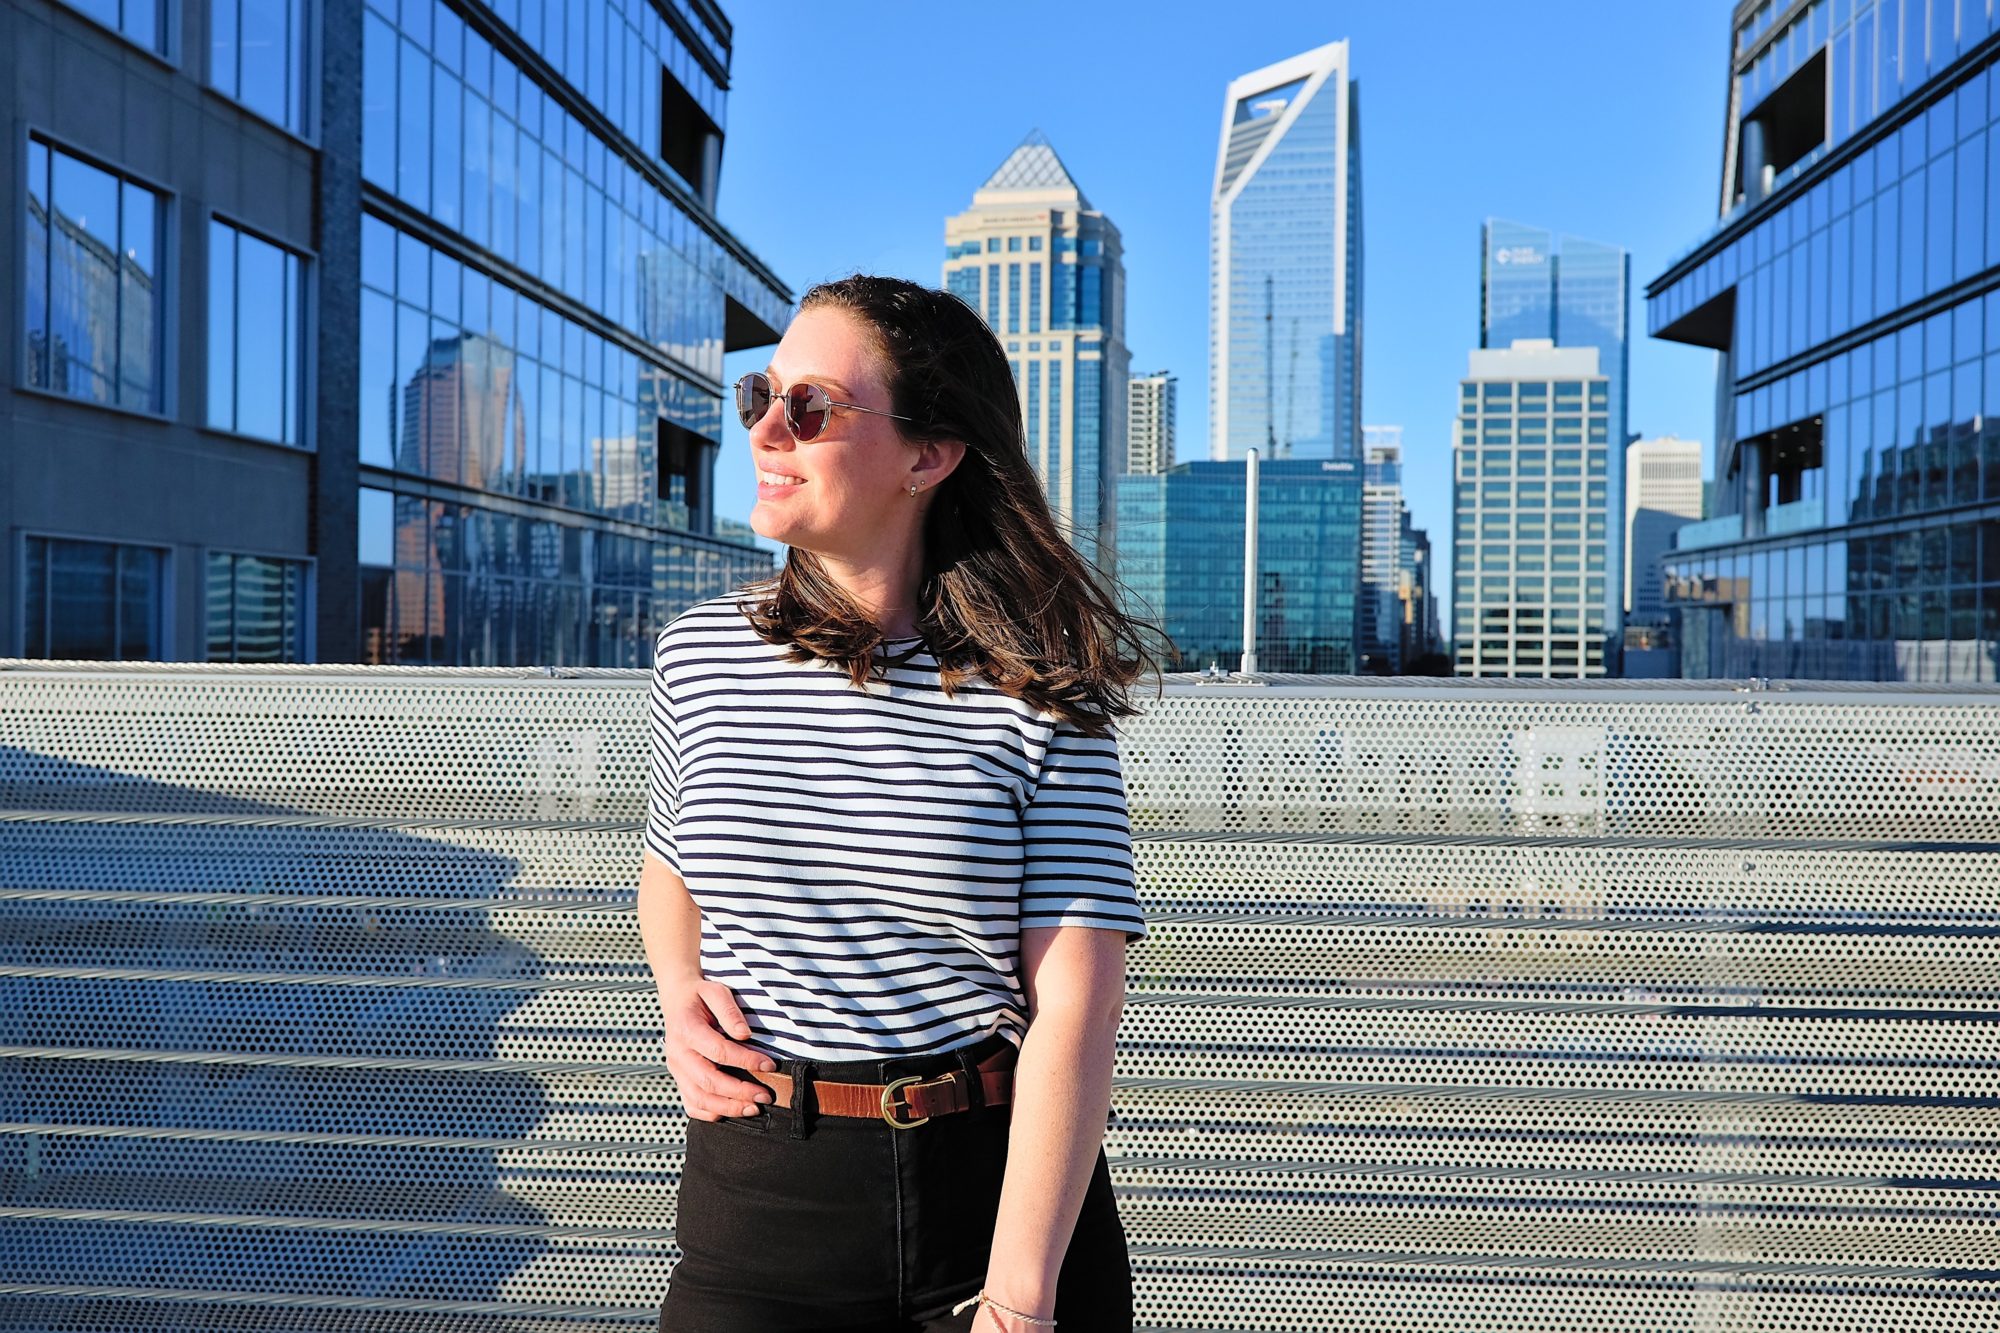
[1,661,1997,1331]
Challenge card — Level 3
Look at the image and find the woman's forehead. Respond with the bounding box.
[771,307,886,391]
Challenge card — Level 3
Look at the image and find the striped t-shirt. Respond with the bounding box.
[643,593,1148,1060]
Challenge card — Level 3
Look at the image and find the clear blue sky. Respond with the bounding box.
[712,0,1735,608]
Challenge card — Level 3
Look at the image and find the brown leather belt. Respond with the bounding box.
[746,1044,1016,1128]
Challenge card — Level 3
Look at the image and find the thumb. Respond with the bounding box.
[697,980,753,1039]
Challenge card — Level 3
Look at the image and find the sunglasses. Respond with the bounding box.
[733,371,917,443]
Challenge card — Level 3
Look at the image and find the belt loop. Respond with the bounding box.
[953,1045,985,1110]
[788,1058,818,1139]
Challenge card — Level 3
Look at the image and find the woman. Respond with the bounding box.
[639,274,1160,1333]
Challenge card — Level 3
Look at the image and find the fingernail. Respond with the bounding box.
[761,1059,777,1072]
[755,1091,771,1103]
[741,1103,758,1116]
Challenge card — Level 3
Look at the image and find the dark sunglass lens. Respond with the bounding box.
[734,375,770,430]
[787,384,830,441]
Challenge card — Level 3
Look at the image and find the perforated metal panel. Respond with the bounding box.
[2,662,1997,1331]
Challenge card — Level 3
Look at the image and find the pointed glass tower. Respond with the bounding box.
[943,131,1129,569]
[1210,41,1362,462]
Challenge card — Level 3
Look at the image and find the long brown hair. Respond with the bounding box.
[737,274,1167,736]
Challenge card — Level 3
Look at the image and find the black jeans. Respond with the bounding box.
[659,1031,1134,1332]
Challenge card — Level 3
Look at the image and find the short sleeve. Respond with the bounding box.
[1019,721,1147,942]
[642,629,682,873]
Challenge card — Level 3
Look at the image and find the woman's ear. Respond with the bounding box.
[912,437,969,491]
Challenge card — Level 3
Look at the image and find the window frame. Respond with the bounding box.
[46,0,180,65]
[204,0,321,144]
[19,529,176,660]
[204,208,317,451]
[200,545,317,661]
[18,126,179,423]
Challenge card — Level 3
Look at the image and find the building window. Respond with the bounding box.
[1028,262,1042,333]
[24,536,166,660]
[1007,263,1021,334]
[1051,262,1075,330]
[1080,264,1103,328]
[986,237,1000,253]
[57,0,167,54]
[1029,235,1043,252]
[986,264,1000,327]
[210,0,312,134]
[206,551,310,660]
[1007,236,1021,252]
[947,265,980,316]
[208,220,306,446]
[23,139,165,413]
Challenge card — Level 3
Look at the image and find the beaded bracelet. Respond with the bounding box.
[949,1289,1057,1328]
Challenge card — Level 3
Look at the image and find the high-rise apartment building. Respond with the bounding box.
[1359,424,1434,672]
[1116,459,1361,673]
[944,131,1128,563]
[1399,520,1443,669]
[7,0,786,665]
[1625,435,1705,625]
[1127,370,1176,475]
[1480,219,1631,662]
[1210,40,1362,462]
[1649,0,2000,680]
[1453,339,1611,678]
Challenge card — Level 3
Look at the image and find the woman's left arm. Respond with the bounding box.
[976,922,1128,1328]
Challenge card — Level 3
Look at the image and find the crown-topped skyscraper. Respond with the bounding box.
[944,131,1129,569]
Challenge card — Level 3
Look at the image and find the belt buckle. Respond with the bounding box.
[880,1074,932,1129]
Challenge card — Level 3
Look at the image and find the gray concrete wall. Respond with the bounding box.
[3,0,325,658]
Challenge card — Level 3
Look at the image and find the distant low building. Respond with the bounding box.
[1116,459,1362,673]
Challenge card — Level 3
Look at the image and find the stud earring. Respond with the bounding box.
[908,484,920,497]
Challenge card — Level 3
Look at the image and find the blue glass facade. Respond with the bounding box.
[1480,221,1631,651]
[1116,459,1362,672]
[1211,43,1361,462]
[355,0,786,666]
[7,0,783,666]
[1651,0,2000,680]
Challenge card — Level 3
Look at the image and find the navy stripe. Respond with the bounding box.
[645,595,1146,1061]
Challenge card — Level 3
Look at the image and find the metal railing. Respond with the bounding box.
[2,662,1997,1331]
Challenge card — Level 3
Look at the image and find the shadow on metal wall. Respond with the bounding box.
[0,740,662,1331]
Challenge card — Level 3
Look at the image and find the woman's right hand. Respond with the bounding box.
[661,976,779,1121]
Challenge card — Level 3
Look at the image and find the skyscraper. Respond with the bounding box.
[1211,40,1362,462]
[1453,339,1611,678]
[1480,220,1631,662]
[1649,1,2000,681]
[1116,459,1362,673]
[1128,371,1176,475]
[8,0,786,665]
[1625,435,1705,626]
[1359,424,1434,672]
[944,131,1128,564]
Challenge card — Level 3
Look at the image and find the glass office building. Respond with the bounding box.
[1453,340,1612,678]
[1210,40,1362,462]
[1116,459,1362,673]
[7,0,786,665]
[943,131,1127,566]
[1649,0,2000,680]
[1482,220,1631,658]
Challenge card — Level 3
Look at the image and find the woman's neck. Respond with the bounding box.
[816,551,923,639]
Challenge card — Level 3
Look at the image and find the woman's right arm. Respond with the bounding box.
[637,851,777,1120]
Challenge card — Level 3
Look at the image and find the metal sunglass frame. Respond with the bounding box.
[733,371,918,442]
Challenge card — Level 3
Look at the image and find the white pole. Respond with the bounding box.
[1241,446,1259,675]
